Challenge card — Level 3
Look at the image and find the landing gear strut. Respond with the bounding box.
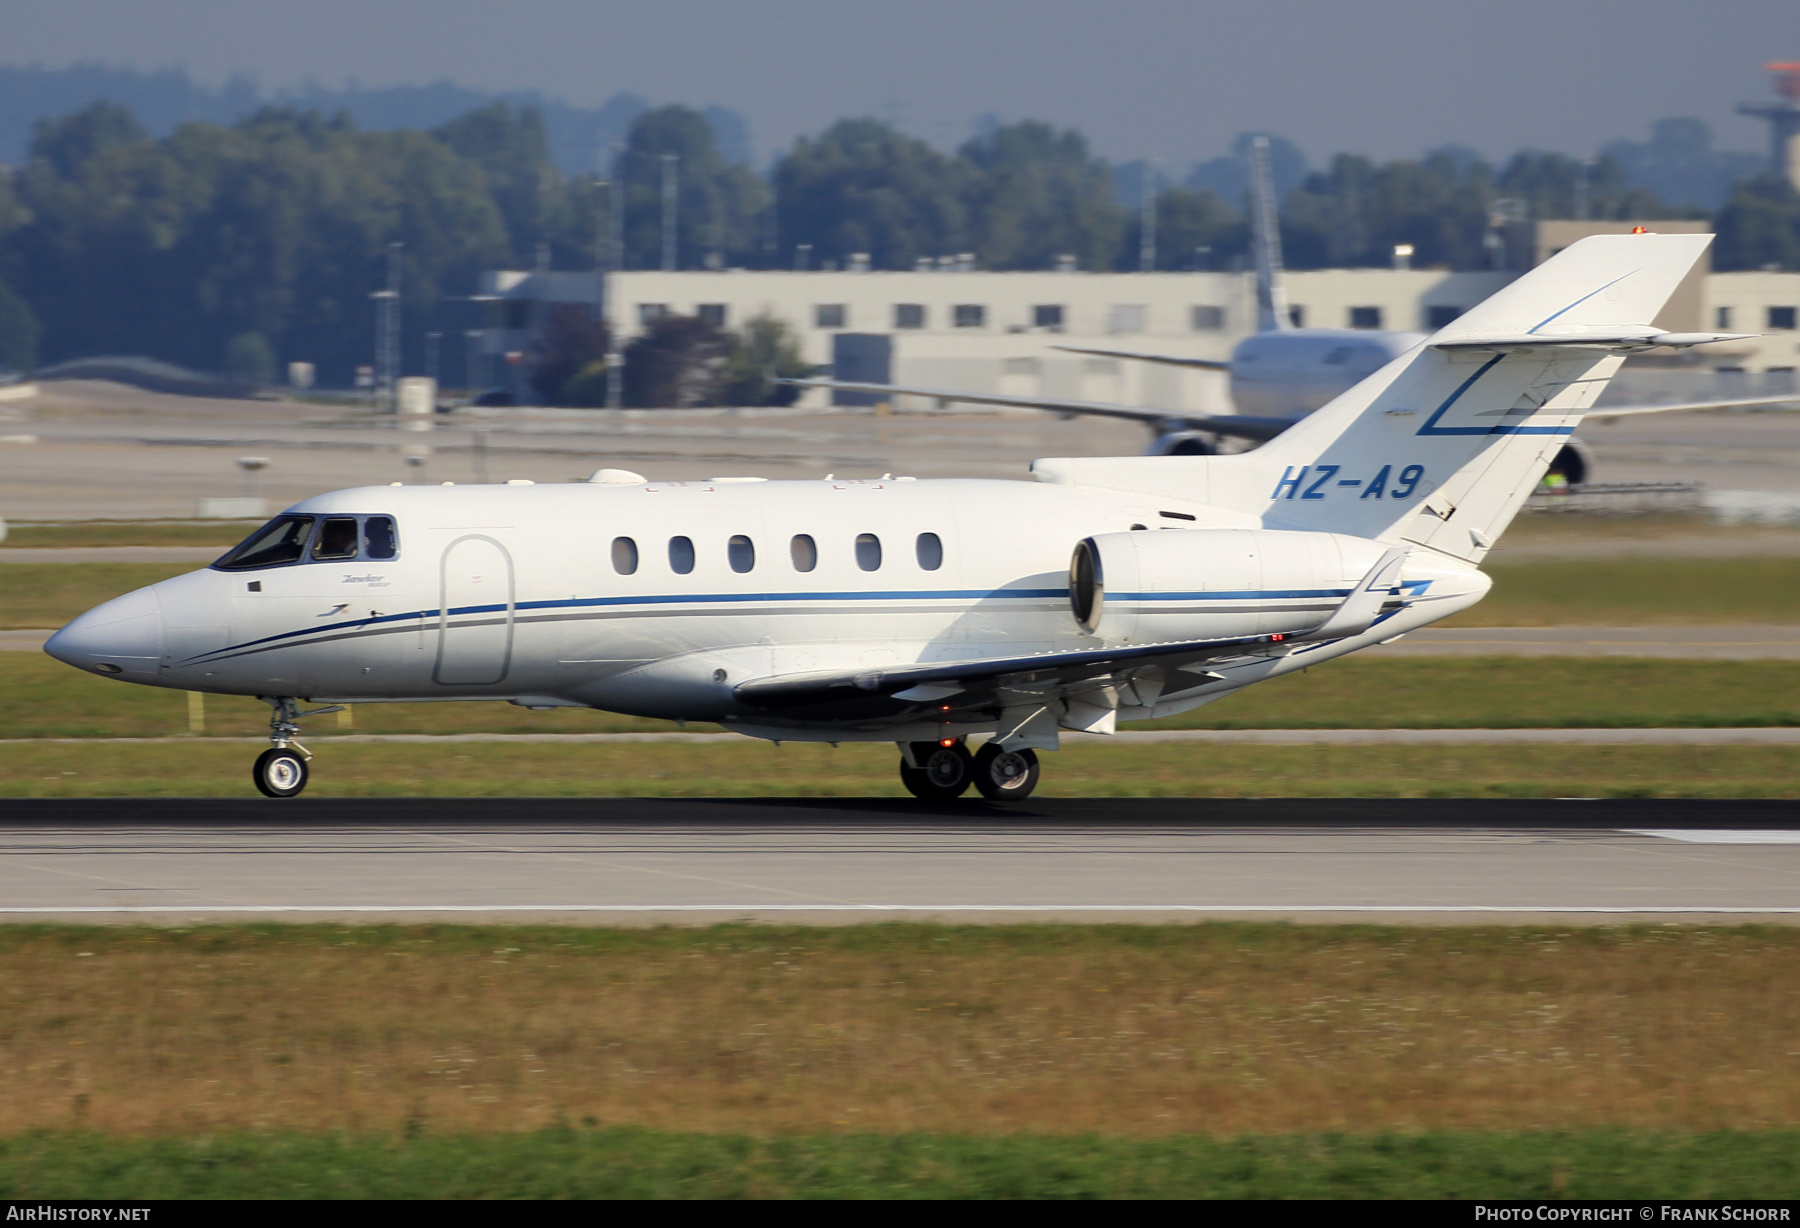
[253,697,342,798]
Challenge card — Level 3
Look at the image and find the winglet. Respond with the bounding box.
[1295,547,1409,642]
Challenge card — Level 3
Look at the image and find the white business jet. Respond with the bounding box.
[800,137,1792,480]
[46,233,1745,800]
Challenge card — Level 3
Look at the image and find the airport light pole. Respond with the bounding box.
[661,153,678,272]
[1139,161,1158,273]
[371,240,403,413]
[464,329,485,395]
[600,142,625,411]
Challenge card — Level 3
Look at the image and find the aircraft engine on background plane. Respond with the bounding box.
[1544,437,1596,488]
[1146,430,1218,456]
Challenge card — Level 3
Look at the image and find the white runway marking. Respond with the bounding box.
[1626,830,1800,844]
[5,904,1800,915]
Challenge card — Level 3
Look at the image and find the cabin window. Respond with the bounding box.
[312,517,359,560]
[728,534,755,573]
[668,536,695,575]
[212,515,315,571]
[1106,304,1146,334]
[855,533,882,571]
[915,532,943,570]
[363,516,398,560]
[611,536,639,575]
[790,534,817,572]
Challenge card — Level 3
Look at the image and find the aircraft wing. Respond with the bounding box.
[779,378,1294,442]
[731,631,1286,720]
[733,544,1409,725]
[1582,394,1800,418]
[1048,344,1231,372]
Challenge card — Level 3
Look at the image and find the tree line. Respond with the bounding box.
[0,98,1796,388]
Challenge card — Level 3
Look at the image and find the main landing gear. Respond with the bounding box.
[899,739,1041,802]
[252,697,343,798]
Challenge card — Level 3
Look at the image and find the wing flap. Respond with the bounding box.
[731,632,1285,714]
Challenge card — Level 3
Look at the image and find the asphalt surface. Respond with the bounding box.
[5,797,1800,924]
[5,379,1800,519]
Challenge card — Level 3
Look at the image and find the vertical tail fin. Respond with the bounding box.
[1221,233,1716,559]
[1249,136,1292,333]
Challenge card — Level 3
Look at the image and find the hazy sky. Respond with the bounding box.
[3,0,1792,164]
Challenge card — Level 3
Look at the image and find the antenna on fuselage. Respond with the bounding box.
[1249,135,1292,333]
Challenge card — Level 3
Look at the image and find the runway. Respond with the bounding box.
[5,798,1800,924]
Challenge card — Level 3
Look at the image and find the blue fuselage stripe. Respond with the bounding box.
[185,587,1071,662]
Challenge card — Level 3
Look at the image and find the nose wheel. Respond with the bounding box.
[253,747,310,798]
[254,696,343,799]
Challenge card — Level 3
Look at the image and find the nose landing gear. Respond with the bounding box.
[253,697,343,798]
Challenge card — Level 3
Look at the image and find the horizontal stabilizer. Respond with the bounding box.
[1588,394,1800,418]
[1435,328,1755,353]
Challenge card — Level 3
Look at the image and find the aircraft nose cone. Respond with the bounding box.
[44,585,162,680]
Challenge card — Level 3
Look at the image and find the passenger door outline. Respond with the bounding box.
[433,534,515,685]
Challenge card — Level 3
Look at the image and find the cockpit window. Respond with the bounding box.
[213,513,399,570]
[363,516,398,560]
[213,516,315,571]
[312,517,359,560]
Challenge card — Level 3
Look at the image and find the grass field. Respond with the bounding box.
[5,653,1800,740]
[7,556,1800,631]
[0,563,192,628]
[5,1128,1798,1199]
[0,924,1795,1141]
[1444,557,1800,627]
[3,738,1796,797]
[1,521,256,548]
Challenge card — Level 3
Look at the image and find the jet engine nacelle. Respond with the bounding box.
[1070,528,1393,644]
[1146,431,1217,457]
